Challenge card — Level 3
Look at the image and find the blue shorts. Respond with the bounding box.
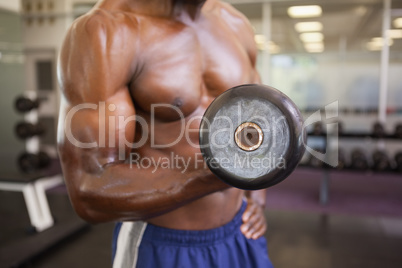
[112,201,274,268]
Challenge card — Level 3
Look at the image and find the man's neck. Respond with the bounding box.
[175,0,207,20]
[101,0,208,19]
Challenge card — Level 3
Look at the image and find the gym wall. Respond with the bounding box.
[0,9,25,158]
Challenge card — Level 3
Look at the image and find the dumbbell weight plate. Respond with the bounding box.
[15,96,39,113]
[15,122,46,139]
[18,153,40,173]
[312,122,323,135]
[395,123,402,139]
[15,122,35,139]
[395,152,402,172]
[372,122,385,138]
[350,149,369,170]
[199,84,306,190]
[17,151,51,173]
[38,151,51,168]
[372,150,390,171]
[336,148,346,170]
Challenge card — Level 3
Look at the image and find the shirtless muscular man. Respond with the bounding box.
[57,0,274,267]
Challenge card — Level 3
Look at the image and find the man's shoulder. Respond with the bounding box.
[213,1,250,23]
[211,1,257,63]
[212,1,253,33]
[69,8,139,41]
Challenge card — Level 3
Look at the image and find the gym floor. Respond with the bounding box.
[1,185,402,268]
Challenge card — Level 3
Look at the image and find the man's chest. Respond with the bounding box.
[129,17,255,119]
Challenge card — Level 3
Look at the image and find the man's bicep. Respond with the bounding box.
[58,12,139,163]
[58,89,136,172]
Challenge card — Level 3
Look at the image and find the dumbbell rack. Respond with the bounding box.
[305,131,402,205]
[3,91,61,232]
[0,94,89,267]
[19,91,41,156]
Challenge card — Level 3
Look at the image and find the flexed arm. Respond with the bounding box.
[57,11,228,224]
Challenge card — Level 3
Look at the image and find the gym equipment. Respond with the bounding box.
[350,149,369,170]
[394,123,402,139]
[372,122,385,138]
[337,121,343,135]
[15,122,45,139]
[307,148,325,168]
[335,148,346,170]
[395,152,402,172]
[354,108,363,114]
[18,151,51,173]
[312,122,323,135]
[15,96,40,113]
[199,84,305,190]
[372,150,390,171]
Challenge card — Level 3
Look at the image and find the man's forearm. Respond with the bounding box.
[63,159,229,223]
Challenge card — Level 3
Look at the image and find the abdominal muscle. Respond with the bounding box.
[133,106,245,230]
[134,134,245,230]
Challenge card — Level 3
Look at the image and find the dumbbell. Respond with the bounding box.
[312,122,324,136]
[199,84,306,190]
[350,149,369,170]
[394,123,402,139]
[394,152,402,172]
[307,148,325,168]
[336,121,343,135]
[18,151,51,173]
[372,122,385,138]
[341,107,350,114]
[15,122,45,139]
[335,148,346,170]
[306,148,344,169]
[354,108,363,114]
[15,96,40,113]
[372,150,390,172]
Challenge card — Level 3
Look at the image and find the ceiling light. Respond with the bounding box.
[300,32,324,43]
[269,42,281,54]
[304,42,324,50]
[288,5,322,18]
[366,38,393,51]
[304,42,324,53]
[254,35,266,44]
[393,18,402,28]
[295,22,323,32]
[371,37,393,46]
[354,6,367,16]
[254,35,280,53]
[387,29,402,39]
[305,47,324,53]
[256,43,266,50]
[366,42,382,51]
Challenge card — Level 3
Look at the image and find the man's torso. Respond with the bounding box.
[87,0,258,229]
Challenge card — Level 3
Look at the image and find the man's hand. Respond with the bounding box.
[240,198,267,239]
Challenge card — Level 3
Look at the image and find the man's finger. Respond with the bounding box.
[242,203,257,222]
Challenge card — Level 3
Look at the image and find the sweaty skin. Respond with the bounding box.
[57,0,267,239]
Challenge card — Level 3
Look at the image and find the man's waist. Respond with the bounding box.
[141,200,247,246]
